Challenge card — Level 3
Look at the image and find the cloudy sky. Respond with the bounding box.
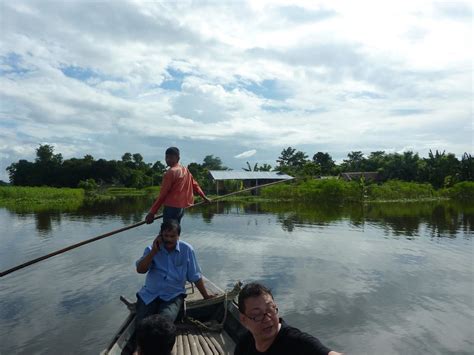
[0,0,472,182]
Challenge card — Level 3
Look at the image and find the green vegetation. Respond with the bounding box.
[261,179,362,203]
[274,147,473,189]
[441,181,474,202]
[6,145,167,189]
[6,144,473,192]
[3,144,473,208]
[367,180,436,201]
[0,186,85,211]
[258,179,473,203]
[0,185,161,211]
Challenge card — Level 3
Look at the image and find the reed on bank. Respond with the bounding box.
[260,179,474,203]
[0,186,85,211]
[0,180,472,211]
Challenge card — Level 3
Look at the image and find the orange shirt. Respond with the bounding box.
[149,164,206,214]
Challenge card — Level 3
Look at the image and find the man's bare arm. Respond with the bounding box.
[194,278,215,299]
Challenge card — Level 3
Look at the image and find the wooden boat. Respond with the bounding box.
[101,278,246,355]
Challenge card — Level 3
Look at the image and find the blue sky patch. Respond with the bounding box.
[0,119,18,129]
[240,79,291,100]
[61,65,98,81]
[160,67,186,91]
[0,53,30,76]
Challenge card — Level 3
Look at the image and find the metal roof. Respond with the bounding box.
[208,170,294,181]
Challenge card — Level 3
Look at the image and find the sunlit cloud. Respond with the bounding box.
[234,150,257,159]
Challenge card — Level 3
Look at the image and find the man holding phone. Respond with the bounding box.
[135,219,213,325]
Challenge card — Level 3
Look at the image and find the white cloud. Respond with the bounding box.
[234,150,257,159]
[0,0,472,182]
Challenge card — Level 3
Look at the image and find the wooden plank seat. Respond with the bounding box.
[172,328,235,355]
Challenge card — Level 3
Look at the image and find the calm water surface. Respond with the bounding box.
[0,199,472,354]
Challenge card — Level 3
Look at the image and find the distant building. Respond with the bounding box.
[208,171,293,195]
[340,172,380,182]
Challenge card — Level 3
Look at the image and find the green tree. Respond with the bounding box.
[243,162,258,171]
[381,151,420,181]
[342,151,365,172]
[121,153,132,162]
[33,144,63,186]
[365,151,386,172]
[188,162,205,178]
[257,163,272,171]
[150,161,166,186]
[276,147,308,175]
[421,150,460,189]
[301,161,321,177]
[6,159,36,185]
[312,152,335,175]
[78,178,98,190]
[460,153,473,181]
[35,144,63,165]
[202,155,226,170]
[243,162,273,172]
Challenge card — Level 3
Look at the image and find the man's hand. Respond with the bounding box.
[203,293,218,300]
[145,212,155,224]
[151,234,162,255]
[203,196,211,204]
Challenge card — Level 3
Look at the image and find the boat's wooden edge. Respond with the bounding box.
[100,311,135,355]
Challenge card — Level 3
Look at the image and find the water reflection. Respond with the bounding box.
[35,211,62,235]
[190,200,472,239]
[3,198,471,238]
[0,198,472,354]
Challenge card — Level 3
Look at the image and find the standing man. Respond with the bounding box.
[235,282,343,355]
[145,147,210,225]
[135,220,214,324]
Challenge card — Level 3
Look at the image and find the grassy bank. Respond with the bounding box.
[0,186,161,211]
[0,186,85,211]
[258,179,473,203]
[1,181,472,211]
[84,186,160,201]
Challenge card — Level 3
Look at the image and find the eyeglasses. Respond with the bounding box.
[244,306,279,323]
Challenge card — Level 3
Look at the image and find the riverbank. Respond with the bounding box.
[0,186,85,211]
[259,179,474,203]
[0,180,472,211]
[0,186,160,211]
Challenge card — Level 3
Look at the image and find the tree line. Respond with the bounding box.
[273,147,473,189]
[5,144,473,190]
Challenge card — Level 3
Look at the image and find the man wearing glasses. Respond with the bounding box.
[235,282,343,355]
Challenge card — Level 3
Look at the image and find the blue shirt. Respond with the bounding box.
[136,240,202,305]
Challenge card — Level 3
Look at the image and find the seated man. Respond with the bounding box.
[135,314,176,355]
[135,219,213,325]
[235,282,343,355]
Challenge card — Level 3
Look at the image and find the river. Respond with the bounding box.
[0,199,472,354]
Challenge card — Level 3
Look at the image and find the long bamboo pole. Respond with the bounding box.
[0,177,294,278]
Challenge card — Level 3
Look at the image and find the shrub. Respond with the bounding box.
[445,181,474,201]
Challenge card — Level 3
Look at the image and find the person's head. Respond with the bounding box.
[136,314,176,355]
[159,219,181,251]
[165,147,180,167]
[238,282,279,342]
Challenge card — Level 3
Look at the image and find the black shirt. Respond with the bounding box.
[234,318,331,355]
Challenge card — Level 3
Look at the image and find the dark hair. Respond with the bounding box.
[160,219,181,236]
[238,282,274,314]
[136,314,176,355]
[165,147,180,157]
